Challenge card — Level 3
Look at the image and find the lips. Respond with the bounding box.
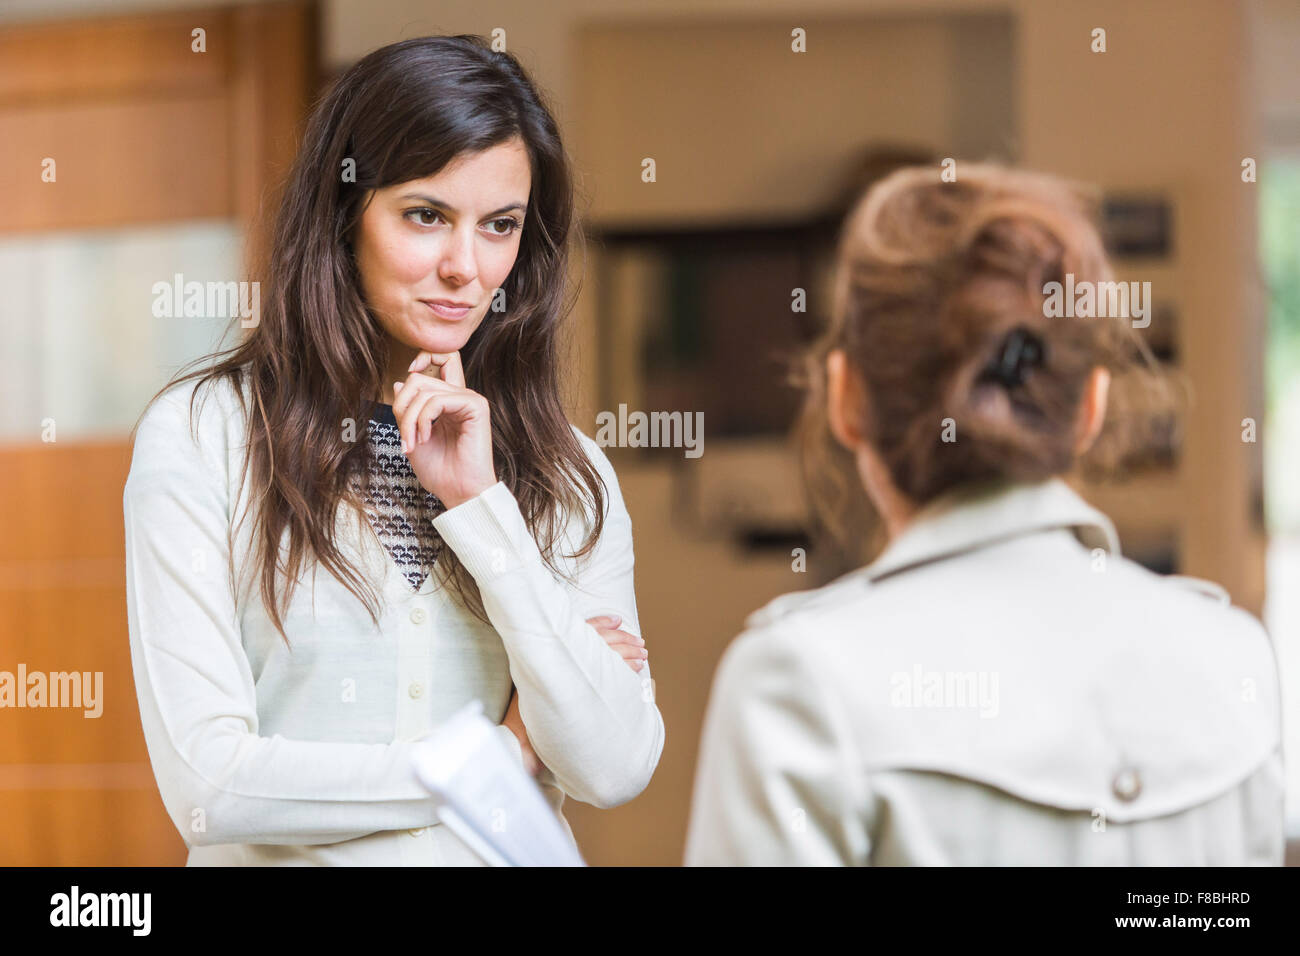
[421,299,473,320]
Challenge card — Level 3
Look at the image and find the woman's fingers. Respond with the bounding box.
[435,350,466,388]
[610,644,648,670]
[396,387,437,451]
[392,372,453,421]
[585,616,648,671]
[396,382,475,451]
[603,637,646,670]
[586,616,645,646]
[407,350,465,388]
[392,364,491,452]
[397,387,443,450]
[406,351,443,376]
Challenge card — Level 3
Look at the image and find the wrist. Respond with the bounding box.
[439,478,497,511]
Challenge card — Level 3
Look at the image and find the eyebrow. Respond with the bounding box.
[397,194,527,217]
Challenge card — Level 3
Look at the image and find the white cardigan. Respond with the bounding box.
[124,374,663,865]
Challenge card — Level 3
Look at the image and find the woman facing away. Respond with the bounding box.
[123,35,663,865]
[685,164,1284,866]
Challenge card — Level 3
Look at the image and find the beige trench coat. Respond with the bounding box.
[685,478,1284,865]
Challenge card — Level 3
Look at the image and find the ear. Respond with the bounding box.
[826,348,869,451]
[1074,365,1111,454]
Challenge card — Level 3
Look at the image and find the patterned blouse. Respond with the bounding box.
[360,401,446,592]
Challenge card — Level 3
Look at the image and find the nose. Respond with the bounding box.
[437,225,478,287]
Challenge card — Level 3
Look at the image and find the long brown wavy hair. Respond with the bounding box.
[131,35,604,643]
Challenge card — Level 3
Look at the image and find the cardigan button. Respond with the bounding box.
[410,607,427,624]
[1112,767,1142,802]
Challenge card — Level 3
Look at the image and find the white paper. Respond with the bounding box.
[411,700,586,867]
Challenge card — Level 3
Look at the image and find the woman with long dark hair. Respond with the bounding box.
[685,164,1283,865]
[124,35,663,865]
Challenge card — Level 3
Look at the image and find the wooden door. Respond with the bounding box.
[0,0,316,865]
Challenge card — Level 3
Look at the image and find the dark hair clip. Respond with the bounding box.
[977,329,1050,390]
[981,326,1045,388]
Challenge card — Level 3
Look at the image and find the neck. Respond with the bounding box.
[857,446,918,541]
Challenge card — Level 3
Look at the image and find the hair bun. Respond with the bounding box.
[979,326,1045,389]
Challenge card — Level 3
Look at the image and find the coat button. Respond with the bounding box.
[408,681,424,699]
[410,607,427,624]
[1112,767,1142,802]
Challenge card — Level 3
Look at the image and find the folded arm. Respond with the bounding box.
[431,430,665,809]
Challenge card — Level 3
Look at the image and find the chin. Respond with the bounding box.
[404,321,478,356]
[426,328,476,353]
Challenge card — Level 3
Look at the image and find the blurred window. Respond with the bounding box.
[0,220,243,442]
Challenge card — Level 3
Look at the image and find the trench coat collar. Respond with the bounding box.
[863,477,1120,583]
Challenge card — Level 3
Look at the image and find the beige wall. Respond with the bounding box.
[573,15,959,226]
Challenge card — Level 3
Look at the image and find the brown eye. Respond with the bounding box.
[404,208,441,226]
[487,217,521,237]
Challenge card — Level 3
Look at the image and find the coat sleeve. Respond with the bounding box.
[430,427,664,809]
[124,387,443,847]
[684,623,872,865]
